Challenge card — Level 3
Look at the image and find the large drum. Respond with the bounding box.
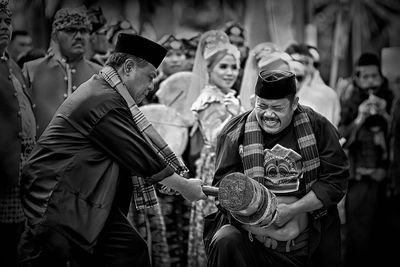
[156,71,201,126]
[139,104,188,157]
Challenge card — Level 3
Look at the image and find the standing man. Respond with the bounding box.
[205,69,348,267]
[18,33,206,267]
[23,6,101,136]
[0,2,36,266]
[338,53,393,267]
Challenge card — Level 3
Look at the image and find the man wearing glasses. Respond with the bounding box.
[22,7,101,137]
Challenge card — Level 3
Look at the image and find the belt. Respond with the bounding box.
[250,228,309,253]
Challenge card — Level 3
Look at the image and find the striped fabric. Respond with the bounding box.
[100,66,188,209]
[242,107,320,192]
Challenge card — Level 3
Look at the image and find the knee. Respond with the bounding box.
[211,225,245,250]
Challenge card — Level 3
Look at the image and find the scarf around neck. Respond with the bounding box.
[99,66,188,209]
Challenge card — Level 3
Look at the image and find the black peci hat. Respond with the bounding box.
[255,69,297,99]
[114,33,168,69]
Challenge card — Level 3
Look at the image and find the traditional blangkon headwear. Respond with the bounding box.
[0,0,12,17]
[114,33,167,69]
[255,69,297,99]
[239,42,292,110]
[52,7,91,33]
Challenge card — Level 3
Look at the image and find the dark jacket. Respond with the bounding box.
[0,56,33,189]
[206,106,349,267]
[23,52,101,136]
[21,75,174,251]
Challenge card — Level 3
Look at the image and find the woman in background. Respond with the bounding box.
[187,33,242,267]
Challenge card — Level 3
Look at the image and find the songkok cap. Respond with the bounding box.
[87,6,106,33]
[114,33,168,69]
[0,0,12,17]
[159,35,185,51]
[255,69,296,99]
[52,7,91,32]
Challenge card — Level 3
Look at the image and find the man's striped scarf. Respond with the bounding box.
[242,108,320,192]
[100,66,188,209]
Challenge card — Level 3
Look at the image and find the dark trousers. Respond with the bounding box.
[0,221,24,267]
[18,207,150,267]
[207,224,307,267]
[344,179,383,267]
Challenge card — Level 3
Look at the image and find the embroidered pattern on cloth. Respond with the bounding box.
[99,66,188,209]
[263,144,303,193]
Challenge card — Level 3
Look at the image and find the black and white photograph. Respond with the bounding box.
[1,0,400,266]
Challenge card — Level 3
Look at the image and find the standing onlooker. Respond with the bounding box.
[23,6,101,137]
[7,30,33,62]
[187,39,242,267]
[0,2,36,266]
[339,52,393,267]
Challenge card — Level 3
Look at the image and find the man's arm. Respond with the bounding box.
[274,190,322,227]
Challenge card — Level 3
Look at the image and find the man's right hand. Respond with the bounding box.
[180,178,208,202]
[159,173,207,202]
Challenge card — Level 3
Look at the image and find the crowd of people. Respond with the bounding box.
[1,2,399,267]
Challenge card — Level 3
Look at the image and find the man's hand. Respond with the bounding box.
[159,173,207,202]
[274,202,295,227]
[180,178,208,202]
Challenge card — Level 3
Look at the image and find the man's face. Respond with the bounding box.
[56,27,89,59]
[255,96,298,134]
[0,13,12,52]
[355,65,383,91]
[9,34,32,59]
[125,61,157,104]
[209,54,239,90]
[161,50,187,76]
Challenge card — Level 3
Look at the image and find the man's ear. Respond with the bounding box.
[293,96,299,110]
[123,58,136,75]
